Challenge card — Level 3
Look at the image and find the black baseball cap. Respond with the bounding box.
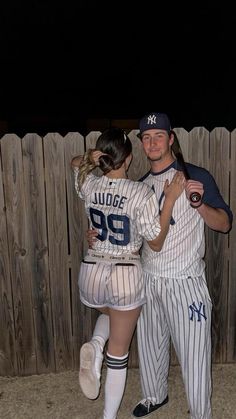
[138,112,171,137]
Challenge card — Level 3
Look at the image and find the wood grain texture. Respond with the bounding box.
[188,127,210,169]
[0,139,16,375]
[22,134,55,373]
[228,129,236,361]
[173,128,189,162]
[206,128,230,362]
[43,133,72,371]
[127,130,150,181]
[1,134,37,375]
[64,132,87,368]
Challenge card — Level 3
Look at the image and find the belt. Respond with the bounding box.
[86,249,140,262]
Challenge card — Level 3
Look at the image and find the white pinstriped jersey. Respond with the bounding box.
[73,167,161,255]
[140,160,233,278]
[141,166,205,278]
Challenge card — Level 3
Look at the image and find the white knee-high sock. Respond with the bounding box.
[103,352,129,419]
[92,314,110,351]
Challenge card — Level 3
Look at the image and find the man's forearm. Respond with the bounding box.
[197,205,231,233]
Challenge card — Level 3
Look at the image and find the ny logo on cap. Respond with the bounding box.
[147,114,157,125]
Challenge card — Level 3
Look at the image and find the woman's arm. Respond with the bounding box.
[71,155,83,168]
[147,172,185,252]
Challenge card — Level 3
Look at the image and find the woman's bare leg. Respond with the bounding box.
[103,306,141,419]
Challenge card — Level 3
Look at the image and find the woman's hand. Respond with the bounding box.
[91,150,107,166]
[164,171,186,201]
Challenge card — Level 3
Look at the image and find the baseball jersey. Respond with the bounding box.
[73,167,162,255]
[140,161,233,279]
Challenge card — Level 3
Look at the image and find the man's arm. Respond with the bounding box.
[186,179,232,233]
[196,205,230,233]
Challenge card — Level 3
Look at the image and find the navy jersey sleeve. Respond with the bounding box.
[185,163,233,223]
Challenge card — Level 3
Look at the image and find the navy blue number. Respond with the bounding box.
[89,208,130,245]
[89,208,107,241]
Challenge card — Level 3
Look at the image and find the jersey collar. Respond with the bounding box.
[150,160,179,176]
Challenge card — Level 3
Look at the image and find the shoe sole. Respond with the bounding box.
[79,342,100,399]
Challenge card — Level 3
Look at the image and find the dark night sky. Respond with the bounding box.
[1,2,236,135]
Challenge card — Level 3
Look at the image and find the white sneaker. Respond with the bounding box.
[79,340,103,399]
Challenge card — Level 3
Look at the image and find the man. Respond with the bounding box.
[132,112,233,419]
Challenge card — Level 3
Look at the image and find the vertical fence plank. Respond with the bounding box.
[228,129,236,361]
[1,134,37,375]
[64,133,87,368]
[206,128,231,362]
[75,132,103,345]
[43,133,72,371]
[85,132,103,179]
[0,141,16,375]
[127,130,150,181]
[22,134,55,373]
[173,127,189,160]
[84,132,102,177]
[85,131,101,151]
[188,127,210,169]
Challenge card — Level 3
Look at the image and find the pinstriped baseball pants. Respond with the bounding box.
[137,272,212,419]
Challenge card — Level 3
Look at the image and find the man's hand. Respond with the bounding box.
[86,228,98,248]
[185,180,204,207]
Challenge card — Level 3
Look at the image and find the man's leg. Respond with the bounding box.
[166,275,212,419]
[134,273,170,416]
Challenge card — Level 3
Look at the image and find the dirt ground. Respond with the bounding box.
[0,364,235,419]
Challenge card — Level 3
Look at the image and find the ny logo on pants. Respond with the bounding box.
[189,302,207,321]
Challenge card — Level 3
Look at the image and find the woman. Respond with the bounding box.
[71,127,185,419]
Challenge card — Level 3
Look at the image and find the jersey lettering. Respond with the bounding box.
[92,192,128,209]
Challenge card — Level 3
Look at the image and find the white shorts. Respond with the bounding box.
[78,252,145,311]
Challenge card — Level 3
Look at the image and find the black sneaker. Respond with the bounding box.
[132,396,169,417]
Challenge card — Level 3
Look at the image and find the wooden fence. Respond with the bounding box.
[0,127,235,377]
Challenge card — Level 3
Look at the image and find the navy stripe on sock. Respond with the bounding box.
[105,353,129,369]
